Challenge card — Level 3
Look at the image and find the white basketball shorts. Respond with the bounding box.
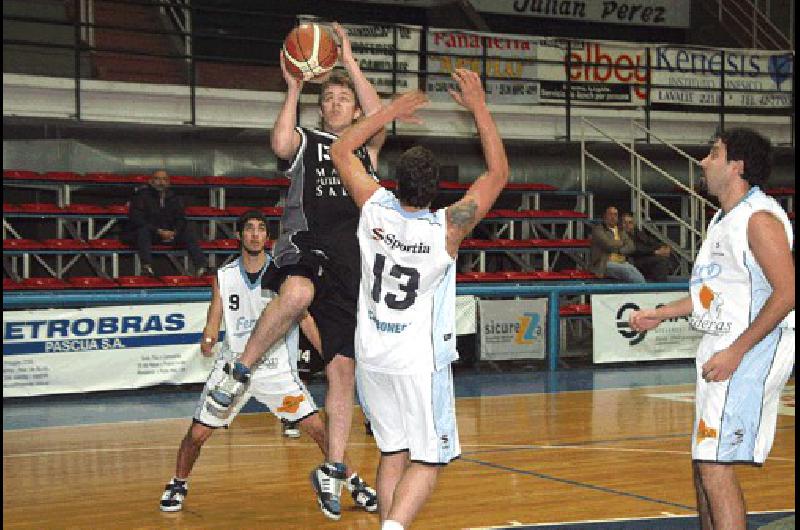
[194,358,317,428]
[692,328,794,464]
[358,364,460,465]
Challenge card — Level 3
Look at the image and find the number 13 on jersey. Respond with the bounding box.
[371,253,420,310]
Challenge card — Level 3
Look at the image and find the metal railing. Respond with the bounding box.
[581,117,716,271]
[712,0,793,50]
[2,1,794,143]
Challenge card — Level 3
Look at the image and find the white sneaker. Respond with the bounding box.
[310,462,346,520]
[282,419,301,438]
[347,473,378,512]
[159,478,187,512]
[206,361,251,417]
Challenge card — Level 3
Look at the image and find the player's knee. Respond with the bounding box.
[326,356,355,384]
[279,277,314,312]
[187,422,214,447]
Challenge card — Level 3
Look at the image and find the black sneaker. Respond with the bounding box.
[310,462,346,520]
[365,421,373,436]
[346,473,378,512]
[159,478,187,512]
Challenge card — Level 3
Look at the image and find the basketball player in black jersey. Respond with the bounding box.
[207,22,383,520]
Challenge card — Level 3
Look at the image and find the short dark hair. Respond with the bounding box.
[237,210,267,237]
[716,128,772,186]
[317,68,357,107]
[396,146,439,208]
[621,212,634,219]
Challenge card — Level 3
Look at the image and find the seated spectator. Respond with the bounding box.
[121,169,208,277]
[589,206,645,283]
[621,212,673,282]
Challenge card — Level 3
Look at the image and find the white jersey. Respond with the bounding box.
[689,186,795,347]
[356,187,458,375]
[216,257,298,374]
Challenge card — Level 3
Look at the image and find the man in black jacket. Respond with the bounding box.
[621,212,673,282]
[123,169,207,276]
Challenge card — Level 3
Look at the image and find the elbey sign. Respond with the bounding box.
[469,0,691,28]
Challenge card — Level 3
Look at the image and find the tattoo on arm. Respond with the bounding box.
[448,200,478,228]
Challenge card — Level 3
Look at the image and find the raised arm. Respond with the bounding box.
[200,276,223,356]
[445,69,509,257]
[332,22,386,165]
[331,90,428,208]
[270,53,304,161]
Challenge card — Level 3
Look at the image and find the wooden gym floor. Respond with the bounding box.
[3,365,795,529]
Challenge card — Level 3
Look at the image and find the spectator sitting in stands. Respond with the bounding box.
[621,212,673,282]
[122,169,208,277]
[589,206,645,283]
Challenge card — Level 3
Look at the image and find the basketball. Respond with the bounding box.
[282,23,338,82]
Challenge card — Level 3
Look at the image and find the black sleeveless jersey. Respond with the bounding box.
[273,126,378,272]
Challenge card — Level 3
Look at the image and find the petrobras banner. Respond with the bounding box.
[479,298,547,360]
[650,46,793,108]
[591,292,702,363]
[301,16,421,94]
[469,0,691,28]
[3,303,214,397]
[426,28,540,104]
[537,40,647,105]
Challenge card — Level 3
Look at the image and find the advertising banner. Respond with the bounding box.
[3,303,214,397]
[426,28,540,103]
[591,292,702,363]
[537,40,647,105]
[469,0,691,28]
[301,17,421,94]
[650,46,793,108]
[479,298,547,360]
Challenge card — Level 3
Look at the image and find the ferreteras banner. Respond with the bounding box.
[426,29,540,103]
[479,298,547,360]
[3,303,214,397]
[469,0,691,28]
[650,46,793,108]
[591,292,702,364]
[300,17,421,94]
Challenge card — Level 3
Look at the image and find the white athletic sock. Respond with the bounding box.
[381,520,404,530]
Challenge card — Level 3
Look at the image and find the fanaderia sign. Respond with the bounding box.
[650,46,793,108]
[426,29,540,103]
[469,0,691,28]
[592,292,702,363]
[3,303,213,397]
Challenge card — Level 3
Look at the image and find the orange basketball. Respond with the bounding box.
[282,23,338,82]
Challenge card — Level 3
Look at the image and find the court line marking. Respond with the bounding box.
[465,509,796,529]
[5,441,793,462]
[459,456,696,511]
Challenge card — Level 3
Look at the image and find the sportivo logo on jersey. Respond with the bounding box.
[371,227,431,254]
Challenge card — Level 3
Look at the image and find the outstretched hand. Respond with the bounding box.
[388,90,429,124]
[629,308,662,332]
[279,51,303,91]
[331,22,353,64]
[448,68,486,112]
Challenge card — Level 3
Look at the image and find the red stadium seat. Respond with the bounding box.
[766,187,795,196]
[504,183,558,191]
[160,275,212,287]
[40,239,90,250]
[185,206,226,216]
[3,238,43,250]
[204,175,241,186]
[67,276,119,289]
[19,277,72,289]
[261,206,283,217]
[18,203,63,214]
[560,303,592,316]
[3,277,25,290]
[106,204,130,214]
[116,275,166,288]
[3,203,23,213]
[87,238,130,250]
[62,204,112,214]
[224,206,254,216]
[380,180,398,189]
[3,170,41,180]
[39,171,82,181]
[169,175,208,186]
[199,239,239,249]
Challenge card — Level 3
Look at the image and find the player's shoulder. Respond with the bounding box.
[217,260,240,274]
[305,127,336,142]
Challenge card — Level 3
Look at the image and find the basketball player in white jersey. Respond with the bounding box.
[206,24,383,520]
[159,210,376,513]
[629,129,794,529]
[330,69,509,530]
